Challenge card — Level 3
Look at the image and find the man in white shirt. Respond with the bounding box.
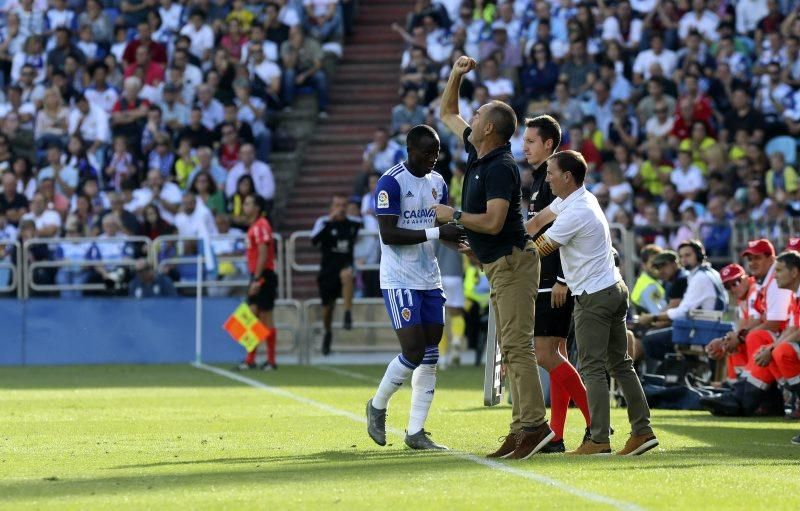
[637,240,727,366]
[174,192,218,238]
[179,9,215,61]
[21,192,60,237]
[632,33,677,83]
[225,143,275,203]
[130,169,182,223]
[196,84,224,131]
[37,145,78,198]
[68,94,111,152]
[526,150,657,456]
[678,0,719,42]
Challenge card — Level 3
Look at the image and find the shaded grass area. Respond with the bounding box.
[0,364,798,510]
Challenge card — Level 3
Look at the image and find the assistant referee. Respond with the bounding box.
[435,56,553,460]
[528,150,658,456]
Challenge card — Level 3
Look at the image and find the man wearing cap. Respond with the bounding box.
[787,238,800,252]
[701,239,794,416]
[706,264,761,384]
[638,240,728,369]
[651,250,689,310]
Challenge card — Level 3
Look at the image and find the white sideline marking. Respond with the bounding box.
[316,365,378,383]
[192,362,647,511]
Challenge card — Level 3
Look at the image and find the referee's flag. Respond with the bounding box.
[223,303,268,353]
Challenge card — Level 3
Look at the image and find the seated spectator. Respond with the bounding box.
[174,191,218,238]
[12,37,46,85]
[519,42,559,104]
[303,0,341,42]
[479,58,513,103]
[180,10,215,62]
[701,196,733,257]
[281,25,328,117]
[68,95,110,169]
[631,244,667,315]
[221,19,249,62]
[160,83,188,132]
[89,213,132,292]
[679,120,717,173]
[245,42,282,110]
[0,171,27,228]
[765,151,799,201]
[104,136,136,192]
[563,124,601,172]
[391,89,427,136]
[84,63,120,116]
[361,127,403,177]
[606,100,639,151]
[228,173,256,230]
[179,106,215,149]
[39,177,69,217]
[639,240,726,369]
[38,144,78,197]
[147,134,175,180]
[217,122,242,171]
[189,170,226,215]
[55,216,92,297]
[480,23,521,73]
[550,80,583,129]
[123,21,168,67]
[633,32,677,85]
[671,148,705,200]
[225,144,275,212]
[399,46,438,105]
[35,87,69,150]
[77,0,112,47]
[670,204,700,250]
[130,169,182,223]
[129,260,177,298]
[111,76,149,159]
[196,84,224,131]
[188,146,227,190]
[644,101,675,144]
[11,157,36,200]
[124,45,165,86]
[139,203,176,241]
[21,191,60,237]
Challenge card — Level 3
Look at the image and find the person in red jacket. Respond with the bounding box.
[238,194,278,371]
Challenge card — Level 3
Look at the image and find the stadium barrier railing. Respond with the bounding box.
[23,236,152,298]
[148,233,286,299]
[301,297,399,362]
[286,229,380,299]
[0,239,21,298]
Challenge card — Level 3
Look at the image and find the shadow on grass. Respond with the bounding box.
[0,365,488,391]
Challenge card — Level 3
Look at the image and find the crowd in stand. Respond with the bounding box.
[0,0,351,295]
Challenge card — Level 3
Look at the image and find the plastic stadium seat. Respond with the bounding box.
[765,136,798,166]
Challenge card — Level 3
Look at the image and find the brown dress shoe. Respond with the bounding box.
[566,440,612,455]
[486,432,521,458]
[506,423,555,460]
[616,433,659,456]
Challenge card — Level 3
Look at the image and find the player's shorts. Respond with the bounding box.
[382,288,446,330]
[441,276,465,308]
[534,290,574,338]
[318,268,347,306]
[247,270,278,311]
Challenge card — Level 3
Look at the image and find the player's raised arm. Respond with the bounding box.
[439,56,475,140]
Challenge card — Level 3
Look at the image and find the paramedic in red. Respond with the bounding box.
[238,194,278,371]
[706,264,761,384]
[701,239,793,415]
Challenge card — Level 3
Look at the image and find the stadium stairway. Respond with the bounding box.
[279,0,406,298]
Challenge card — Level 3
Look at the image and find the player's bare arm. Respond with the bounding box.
[439,56,475,139]
[378,215,462,245]
[434,198,509,235]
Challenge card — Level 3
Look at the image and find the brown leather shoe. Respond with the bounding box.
[616,433,659,456]
[486,432,521,458]
[506,423,555,460]
[566,440,612,455]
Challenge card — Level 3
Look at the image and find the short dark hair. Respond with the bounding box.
[678,239,706,261]
[547,150,587,184]
[486,101,517,142]
[524,115,561,154]
[641,244,663,264]
[406,124,439,150]
[777,251,800,271]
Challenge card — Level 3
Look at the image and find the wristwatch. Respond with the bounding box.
[453,210,462,225]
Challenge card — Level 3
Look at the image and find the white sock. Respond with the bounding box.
[407,363,437,435]
[372,355,415,410]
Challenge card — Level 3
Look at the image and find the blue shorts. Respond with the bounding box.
[382,288,446,330]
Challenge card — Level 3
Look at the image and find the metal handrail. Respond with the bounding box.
[149,233,285,298]
[0,239,20,297]
[23,236,152,297]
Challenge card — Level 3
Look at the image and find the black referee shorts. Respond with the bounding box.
[534,291,574,338]
[248,270,278,311]
[318,271,344,306]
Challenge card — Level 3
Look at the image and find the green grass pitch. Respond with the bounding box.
[1,364,798,510]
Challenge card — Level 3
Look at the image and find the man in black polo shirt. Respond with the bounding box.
[435,56,553,460]
[0,172,28,226]
[311,195,361,355]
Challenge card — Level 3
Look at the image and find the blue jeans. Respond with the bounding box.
[56,268,90,297]
[283,69,329,111]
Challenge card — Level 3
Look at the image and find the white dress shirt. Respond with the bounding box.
[225,160,275,200]
[666,264,727,320]
[546,186,622,295]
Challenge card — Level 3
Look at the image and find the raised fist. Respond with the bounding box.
[453,56,477,76]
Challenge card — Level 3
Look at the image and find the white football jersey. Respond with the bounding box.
[374,162,448,290]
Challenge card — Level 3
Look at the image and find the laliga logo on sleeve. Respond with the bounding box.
[432,188,438,200]
[377,190,389,209]
[401,308,412,321]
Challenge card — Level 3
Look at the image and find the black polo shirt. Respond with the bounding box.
[460,127,526,264]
